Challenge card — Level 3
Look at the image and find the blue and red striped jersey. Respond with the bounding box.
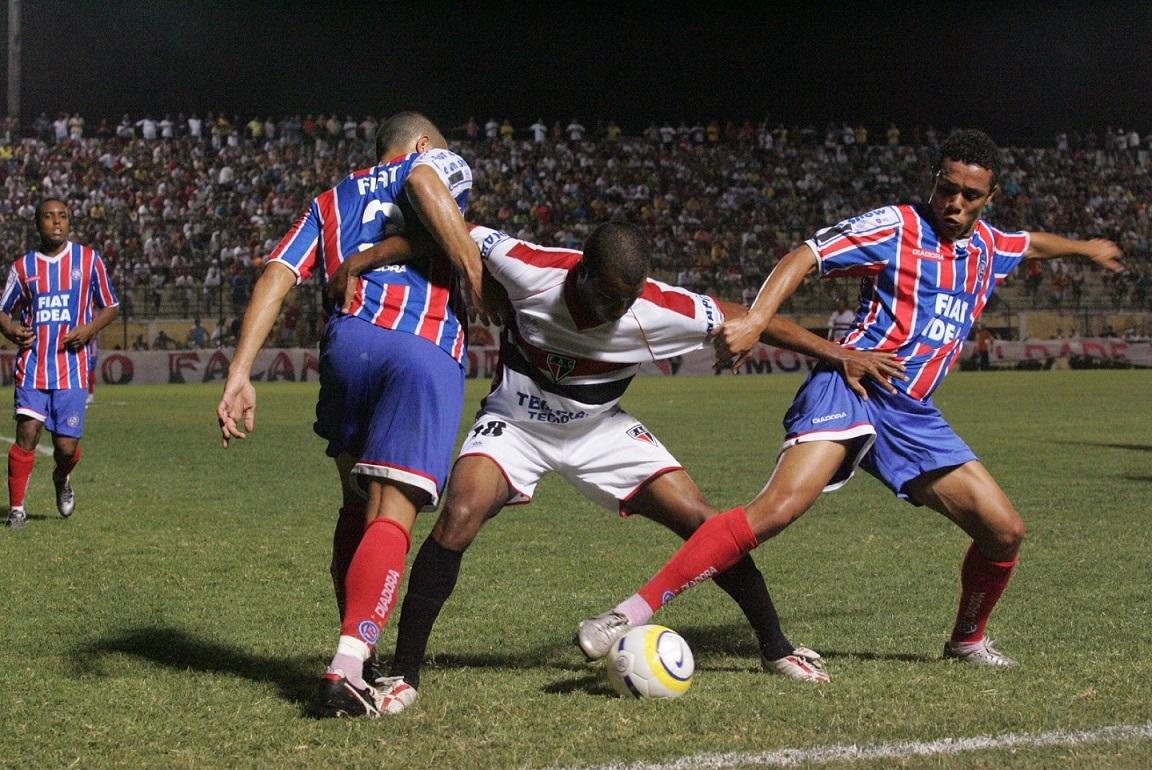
[0,242,119,389]
[267,148,472,363]
[807,204,1030,400]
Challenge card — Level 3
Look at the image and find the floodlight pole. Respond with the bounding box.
[7,0,20,122]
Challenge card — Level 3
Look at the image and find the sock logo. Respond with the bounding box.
[373,569,402,619]
[358,620,380,645]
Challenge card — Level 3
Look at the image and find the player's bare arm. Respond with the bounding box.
[405,165,485,313]
[715,243,817,367]
[715,299,905,397]
[60,304,120,351]
[1025,232,1125,273]
[0,311,34,347]
[328,236,417,311]
[217,261,296,447]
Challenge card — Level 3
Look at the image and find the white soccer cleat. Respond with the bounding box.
[376,676,418,714]
[764,647,830,683]
[6,506,27,529]
[576,610,632,661]
[944,637,1018,667]
[54,475,75,518]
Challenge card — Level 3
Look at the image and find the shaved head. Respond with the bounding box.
[375,111,446,160]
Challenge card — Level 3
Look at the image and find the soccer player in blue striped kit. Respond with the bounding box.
[578,130,1125,671]
[0,198,119,529]
[218,112,483,717]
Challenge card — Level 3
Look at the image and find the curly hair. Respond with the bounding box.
[937,129,1001,185]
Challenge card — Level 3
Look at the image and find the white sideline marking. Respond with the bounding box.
[548,723,1152,770]
[0,436,54,456]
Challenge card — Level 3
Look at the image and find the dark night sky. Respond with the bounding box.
[3,0,1151,143]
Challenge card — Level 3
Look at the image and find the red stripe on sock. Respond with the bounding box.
[8,444,36,508]
[950,542,1018,644]
[339,517,412,645]
[638,506,759,611]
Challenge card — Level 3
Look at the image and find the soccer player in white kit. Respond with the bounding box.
[331,221,903,711]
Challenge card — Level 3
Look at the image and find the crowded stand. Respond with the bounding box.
[0,112,1148,348]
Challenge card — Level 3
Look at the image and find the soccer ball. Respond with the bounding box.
[605,624,694,699]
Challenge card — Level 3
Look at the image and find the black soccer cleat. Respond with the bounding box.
[306,671,382,719]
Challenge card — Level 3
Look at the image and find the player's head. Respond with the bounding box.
[929,129,1000,240]
[35,198,70,251]
[577,222,650,323]
[375,111,447,160]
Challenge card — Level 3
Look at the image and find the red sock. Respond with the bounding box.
[340,517,412,646]
[638,506,759,612]
[8,444,36,508]
[330,502,367,619]
[950,542,1018,644]
[54,445,82,481]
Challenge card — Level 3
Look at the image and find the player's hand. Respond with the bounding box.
[328,261,350,309]
[1081,239,1125,273]
[2,322,34,347]
[60,326,92,352]
[713,315,764,370]
[835,349,907,399]
[217,378,256,447]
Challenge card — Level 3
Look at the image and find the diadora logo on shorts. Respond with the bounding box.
[627,424,658,445]
[546,353,575,381]
[811,412,847,425]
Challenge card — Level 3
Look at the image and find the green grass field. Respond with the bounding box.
[1,370,1150,769]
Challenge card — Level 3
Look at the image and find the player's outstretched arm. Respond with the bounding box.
[217,261,296,447]
[405,165,485,313]
[1026,233,1125,273]
[715,243,816,368]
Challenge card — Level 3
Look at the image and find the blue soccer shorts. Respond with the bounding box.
[14,387,89,438]
[314,315,464,508]
[781,365,977,503]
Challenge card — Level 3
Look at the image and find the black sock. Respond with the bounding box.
[712,555,794,661]
[388,536,464,689]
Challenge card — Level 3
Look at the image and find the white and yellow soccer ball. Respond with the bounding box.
[605,624,694,698]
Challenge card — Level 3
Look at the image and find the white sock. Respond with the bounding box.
[328,635,370,689]
[615,594,654,626]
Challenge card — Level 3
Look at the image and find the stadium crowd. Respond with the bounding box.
[0,112,1148,346]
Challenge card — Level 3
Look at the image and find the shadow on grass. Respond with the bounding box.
[1053,440,1152,453]
[75,626,317,706]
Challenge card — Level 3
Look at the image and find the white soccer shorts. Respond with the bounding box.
[457,407,683,513]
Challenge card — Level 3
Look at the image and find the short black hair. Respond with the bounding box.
[35,197,68,218]
[937,129,1001,185]
[374,111,438,160]
[582,222,651,285]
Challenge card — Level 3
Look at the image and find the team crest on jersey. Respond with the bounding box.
[627,424,658,445]
[546,353,575,381]
[71,269,82,281]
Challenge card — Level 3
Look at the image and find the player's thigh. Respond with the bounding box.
[560,410,683,514]
[457,413,554,505]
[624,469,714,540]
[432,455,514,551]
[745,440,853,540]
[906,461,1024,558]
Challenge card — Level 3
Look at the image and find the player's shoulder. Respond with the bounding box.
[838,205,905,234]
[414,147,470,174]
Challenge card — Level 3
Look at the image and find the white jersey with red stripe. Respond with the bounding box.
[0,242,119,389]
[267,148,472,363]
[807,204,1029,400]
[471,226,723,423]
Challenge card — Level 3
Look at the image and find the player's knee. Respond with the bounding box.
[432,500,490,551]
